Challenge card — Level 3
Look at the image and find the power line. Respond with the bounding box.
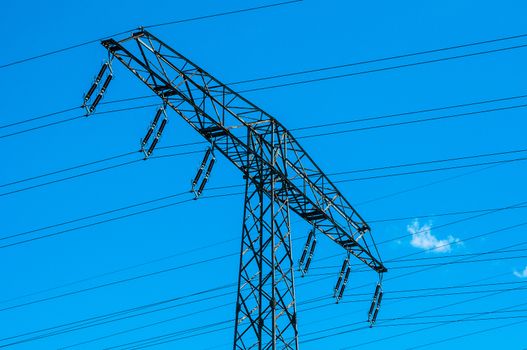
[0,151,137,189]
[377,200,527,247]
[0,276,330,347]
[99,39,527,106]
[2,154,525,249]
[0,1,301,70]
[309,254,527,276]
[295,103,527,140]
[108,295,527,349]
[327,147,527,175]
[0,237,238,307]
[0,106,80,130]
[238,43,527,95]
[4,94,526,189]
[3,51,527,137]
[142,0,302,29]
[325,283,527,349]
[1,198,524,315]
[0,159,142,197]
[0,250,236,313]
[368,204,527,223]
[355,162,501,206]
[227,33,527,87]
[4,230,524,347]
[0,197,196,250]
[312,249,527,271]
[295,272,525,345]
[341,288,527,349]
[301,305,527,341]
[0,224,524,342]
[0,103,159,139]
[3,109,526,196]
[3,236,525,342]
[0,149,203,197]
[332,155,527,183]
[406,318,527,349]
[0,292,235,348]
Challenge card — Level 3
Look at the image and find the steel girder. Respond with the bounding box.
[101,29,387,349]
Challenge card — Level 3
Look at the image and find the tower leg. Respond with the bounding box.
[233,128,298,349]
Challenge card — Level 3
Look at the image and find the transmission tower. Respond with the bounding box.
[86,29,387,349]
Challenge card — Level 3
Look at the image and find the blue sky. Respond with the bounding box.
[1,0,527,349]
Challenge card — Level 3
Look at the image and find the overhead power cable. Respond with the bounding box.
[3,91,526,189]
[3,109,526,196]
[0,193,246,250]
[305,276,527,349]
[0,250,237,314]
[0,1,301,70]
[368,204,527,223]
[1,141,524,215]
[3,230,524,348]
[107,297,527,349]
[340,287,527,349]
[0,276,330,347]
[140,242,527,349]
[405,318,527,349]
[0,151,137,189]
[0,103,159,139]
[2,223,525,332]
[1,199,524,316]
[2,154,526,249]
[37,284,527,349]
[99,38,527,106]
[377,199,527,248]
[0,150,203,197]
[1,224,524,344]
[2,47,527,137]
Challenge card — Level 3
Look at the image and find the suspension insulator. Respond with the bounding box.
[192,148,212,187]
[197,157,216,196]
[368,300,376,319]
[336,267,351,302]
[141,128,155,148]
[197,175,208,195]
[157,118,167,136]
[84,83,98,104]
[334,258,349,293]
[368,283,383,321]
[204,157,215,179]
[334,276,343,296]
[146,137,159,157]
[84,63,109,105]
[370,291,383,326]
[303,239,317,273]
[142,108,163,146]
[152,108,163,124]
[89,94,103,113]
[337,284,346,301]
[299,230,315,267]
[95,62,109,83]
[342,266,351,286]
[99,74,113,94]
[192,168,204,188]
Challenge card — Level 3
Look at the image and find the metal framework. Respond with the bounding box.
[98,29,387,349]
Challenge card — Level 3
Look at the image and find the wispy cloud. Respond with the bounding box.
[514,266,527,278]
[407,220,461,253]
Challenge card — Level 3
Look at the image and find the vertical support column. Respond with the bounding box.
[233,126,298,350]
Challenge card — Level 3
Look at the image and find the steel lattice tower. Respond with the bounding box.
[92,29,387,349]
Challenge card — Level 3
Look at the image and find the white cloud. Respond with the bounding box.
[514,266,527,278]
[407,220,461,253]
